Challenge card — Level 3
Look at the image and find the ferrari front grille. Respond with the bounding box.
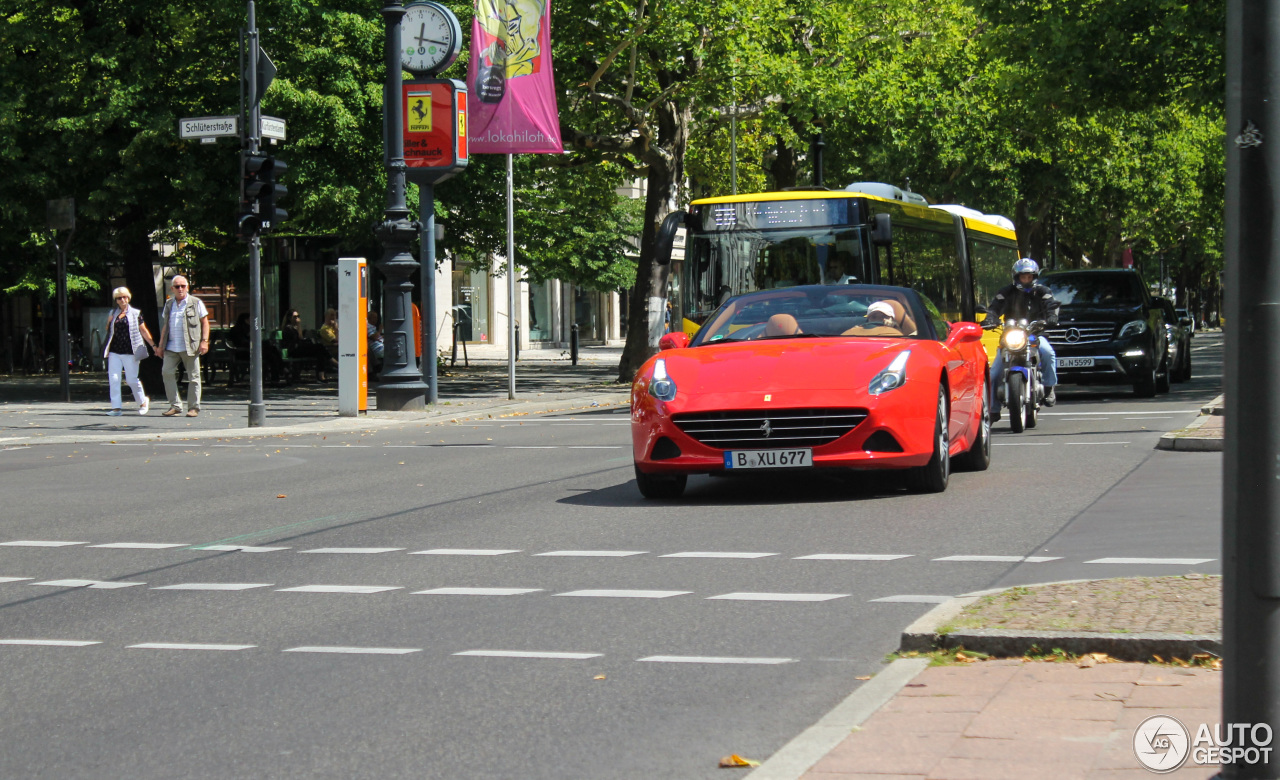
[672,408,868,450]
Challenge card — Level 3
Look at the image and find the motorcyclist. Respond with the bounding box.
[982,258,1060,419]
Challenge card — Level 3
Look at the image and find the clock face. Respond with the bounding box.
[402,3,460,74]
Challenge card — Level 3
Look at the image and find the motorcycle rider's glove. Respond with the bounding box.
[981,317,1000,330]
[1028,320,1046,334]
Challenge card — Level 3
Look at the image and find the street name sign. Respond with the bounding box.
[261,116,287,141]
[179,116,238,139]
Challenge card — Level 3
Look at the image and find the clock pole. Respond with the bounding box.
[375,0,428,410]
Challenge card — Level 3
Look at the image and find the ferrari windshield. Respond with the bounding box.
[692,285,928,345]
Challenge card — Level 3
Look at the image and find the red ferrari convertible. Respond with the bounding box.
[631,285,991,498]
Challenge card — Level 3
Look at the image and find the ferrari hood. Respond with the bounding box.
[658,338,914,395]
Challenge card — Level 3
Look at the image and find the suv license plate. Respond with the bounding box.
[1058,357,1095,368]
[724,449,812,469]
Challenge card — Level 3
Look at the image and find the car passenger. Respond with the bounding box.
[844,301,903,337]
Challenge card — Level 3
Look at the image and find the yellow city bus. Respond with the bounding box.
[653,182,1020,351]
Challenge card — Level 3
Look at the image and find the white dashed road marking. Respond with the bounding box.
[870,595,953,603]
[193,545,290,552]
[276,585,402,594]
[1085,557,1216,565]
[129,643,256,651]
[638,655,796,665]
[33,579,145,589]
[535,550,648,557]
[299,547,406,554]
[0,639,101,647]
[409,549,521,556]
[151,583,274,591]
[660,552,777,559]
[0,541,86,547]
[556,589,691,599]
[707,592,849,602]
[794,554,913,561]
[413,587,542,596]
[90,543,188,550]
[453,650,601,660]
[0,577,33,583]
[284,646,421,655]
[932,555,1062,563]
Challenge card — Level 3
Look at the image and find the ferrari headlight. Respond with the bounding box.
[1119,319,1148,338]
[869,350,911,395]
[1000,328,1028,351]
[649,358,677,401]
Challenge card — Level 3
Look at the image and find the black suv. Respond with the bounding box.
[1039,269,1170,397]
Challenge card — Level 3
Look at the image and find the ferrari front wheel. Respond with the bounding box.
[634,464,687,499]
[909,387,950,493]
[954,379,991,472]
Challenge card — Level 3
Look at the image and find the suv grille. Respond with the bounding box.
[1044,323,1116,346]
[672,408,868,450]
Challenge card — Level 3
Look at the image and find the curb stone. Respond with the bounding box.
[901,590,1221,662]
[1156,413,1223,452]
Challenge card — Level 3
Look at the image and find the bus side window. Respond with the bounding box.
[897,226,963,336]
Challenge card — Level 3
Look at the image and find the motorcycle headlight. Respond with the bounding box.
[648,358,677,401]
[869,350,911,395]
[1119,319,1148,338]
[1000,328,1028,351]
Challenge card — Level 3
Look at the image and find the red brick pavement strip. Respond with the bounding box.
[797,662,1221,780]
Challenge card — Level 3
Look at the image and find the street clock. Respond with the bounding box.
[402,2,462,76]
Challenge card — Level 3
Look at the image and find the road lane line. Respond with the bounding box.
[707,592,849,602]
[89,543,189,549]
[992,442,1053,446]
[1066,441,1131,445]
[299,547,406,554]
[660,552,777,559]
[285,646,421,655]
[869,595,953,603]
[151,583,274,591]
[932,555,1062,563]
[0,639,101,647]
[535,550,648,557]
[1041,409,1203,415]
[638,655,795,665]
[409,549,522,556]
[413,587,542,596]
[129,643,256,651]
[276,585,402,594]
[0,541,87,547]
[32,579,145,589]
[453,650,601,660]
[1085,557,1215,565]
[192,545,290,553]
[556,589,691,598]
[567,446,625,449]
[794,554,913,561]
[0,577,33,583]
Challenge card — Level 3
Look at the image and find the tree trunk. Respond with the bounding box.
[770,133,799,190]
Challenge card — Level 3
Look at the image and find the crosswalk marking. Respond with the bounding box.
[33,579,145,589]
[299,547,406,554]
[794,554,913,561]
[409,549,521,556]
[556,589,691,599]
[660,552,776,559]
[284,646,421,655]
[151,583,274,591]
[1085,557,1215,565]
[276,585,402,594]
[128,643,256,651]
[413,587,542,596]
[0,541,86,547]
[707,592,849,602]
[0,639,101,647]
[638,655,795,665]
[454,650,601,660]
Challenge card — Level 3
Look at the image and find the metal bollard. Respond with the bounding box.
[451,321,458,367]
[514,323,520,362]
[570,323,579,366]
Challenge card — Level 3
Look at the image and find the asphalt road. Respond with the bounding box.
[0,334,1224,779]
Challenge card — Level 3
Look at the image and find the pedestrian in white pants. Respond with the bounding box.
[103,287,155,416]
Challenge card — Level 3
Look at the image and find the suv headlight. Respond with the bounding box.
[1000,329,1028,351]
[1119,319,1148,338]
[869,350,911,395]
[648,358,677,401]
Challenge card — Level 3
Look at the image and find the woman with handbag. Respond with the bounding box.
[103,287,156,416]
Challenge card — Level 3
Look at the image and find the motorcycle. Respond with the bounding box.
[988,318,1045,433]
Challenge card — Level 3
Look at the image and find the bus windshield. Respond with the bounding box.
[680,227,869,325]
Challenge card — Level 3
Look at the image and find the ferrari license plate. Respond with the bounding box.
[1058,357,1095,368]
[724,449,812,469]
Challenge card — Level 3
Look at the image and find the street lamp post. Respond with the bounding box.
[376,0,427,411]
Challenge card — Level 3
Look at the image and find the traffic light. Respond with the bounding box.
[244,153,288,233]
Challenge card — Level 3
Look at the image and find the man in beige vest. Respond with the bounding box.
[153,275,210,417]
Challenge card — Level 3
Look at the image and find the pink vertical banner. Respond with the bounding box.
[467,0,563,154]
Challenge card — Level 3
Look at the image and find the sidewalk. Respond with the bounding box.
[0,345,630,446]
[750,576,1224,780]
